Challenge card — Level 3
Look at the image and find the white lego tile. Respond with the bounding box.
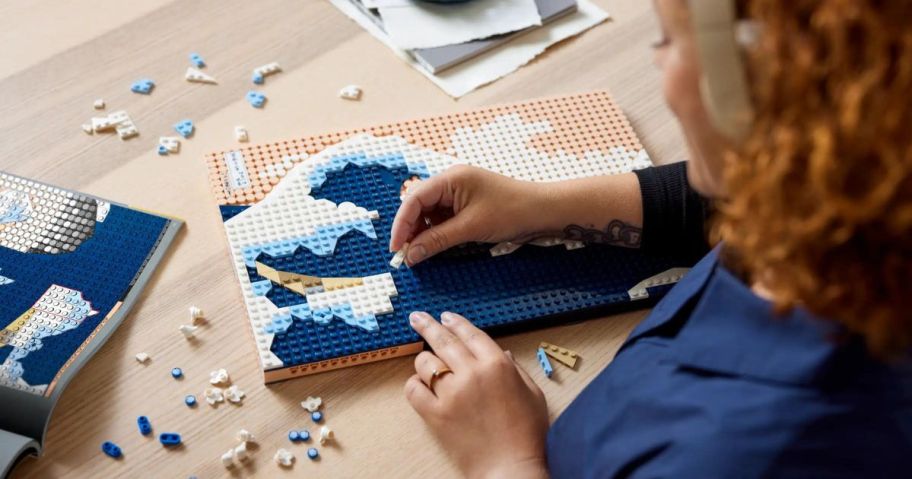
[234,125,249,143]
[93,98,105,110]
[253,62,281,77]
[338,84,362,100]
[179,324,198,338]
[185,67,217,84]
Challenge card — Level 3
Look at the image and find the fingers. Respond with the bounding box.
[440,312,503,359]
[505,350,541,395]
[404,374,437,418]
[410,311,474,368]
[414,351,452,395]
[405,213,474,266]
[390,176,452,252]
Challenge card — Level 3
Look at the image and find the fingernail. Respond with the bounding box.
[409,311,428,328]
[505,350,514,359]
[407,244,427,265]
[441,312,455,324]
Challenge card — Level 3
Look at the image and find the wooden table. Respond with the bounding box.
[1,0,685,477]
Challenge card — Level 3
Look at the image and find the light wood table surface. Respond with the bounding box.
[1,0,686,477]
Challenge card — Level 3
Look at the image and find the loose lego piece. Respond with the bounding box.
[209,368,230,385]
[539,341,580,369]
[81,123,93,135]
[179,324,198,339]
[189,306,204,324]
[300,396,322,413]
[234,125,249,143]
[135,352,150,363]
[101,441,122,459]
[221,449,235,468]
[536,347,553,379]
[236,429,255,443]
[338,84,362,101]
[159,136,181,154]
[174,119,194,138]
[185,67,217,84]
[93,99,105,110]
[185,395,197,407]
[225,384,245,404]
[159,432,182,446]
[171,367,183,379]
[311,411,323,423]
[233,441,249,462]
[115,117,139,140]
[319,425,333,445]
[157,145,169,156]
[274,448,295,467]
[389,243,409,269]
[189,53,206,68]
[246,90,266,108]
[288,430,310,442]
[204,387,224,406]
[137,416,152,436]
[307,447,319,460]
[130,78,155,94]
[251,62,281,84]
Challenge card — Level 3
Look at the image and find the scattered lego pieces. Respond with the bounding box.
[221,429,256,468]
[189,306,205,324]
[338,84,362,101]
[536,347,553,379]
[174,119,194,138]
[246,90,266,108]
[159,136,181,154]
[234,125,249,143]
[171,367,183,379]
[85,110,139,140]
[300,396,322,413]
[101,441,122,459]
[185,67,217,84]
[311,411,323,423]
[225,384,245,404]
[252,62,281,84]
[204,387,224,406]
[288,430,310,442]
[389,243,409,269]
[189,53,206,68]
[539,341,580,369]
[137,416,152,436]
[179,324,198,339]
[319,425,333,445]
[93,99,105,110]
[130,78,155,94]
[185,395,197,407]
[307,447,319,460]
[209,368,229,385]
[159,432,182,447]
[135,352,150,364]
[274,448,295,467]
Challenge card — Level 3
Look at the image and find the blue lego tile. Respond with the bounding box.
[174,119,194,138]
[130,78,155,94]
[189,52,205,68]
[101,441,122,458]
[137,416,152,436]
[263,310,294,335]
[246,91,266,108]
[159,432,182,446]
[252,72,264,84]
[536,347,553,378]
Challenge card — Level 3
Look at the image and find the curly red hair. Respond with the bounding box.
[716,0,912,357]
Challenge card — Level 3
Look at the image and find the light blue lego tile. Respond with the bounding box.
[242,218,377,266]
[308,152,410,190]
[263,311,294,335]
[330,303,379,332]
[252,280,272,297]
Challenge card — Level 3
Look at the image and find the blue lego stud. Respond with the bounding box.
[246,90,266,108]
[189,52,205,68]
[171,367,183,379]
[101,441,122,459]
[157,145,169,156]
[185,395,197,407]
[311,411,323,423]
[307,447,319,460]
[159,432,182,447]
[130,78,155,94]
[174,119,194,138]
[252,72,264,85]
[536,347,553,379]
[137,416,152,436]
[289,430,310,442]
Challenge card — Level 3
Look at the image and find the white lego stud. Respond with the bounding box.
[91,116,115,133]
[319,425,334,445]
[93,99,105,110]
[179,324,198,339]
[234,126,249,143]
[189,305,205,324]
[81,123,93,135]
[159,137,181,154]
[368,210,380,220]
[389,243,409,269]
[221,449,235,468]
[135,352,150,363]
[225,385,245,404]
[236,429,255,443]
[209,368,230,385]
[338,84,362,101]
[205,387,225,406]
[233,441,249,462]
[300,396,322,412]
[253,62,281,77]
[185,67,218,84]
[274,448,295,467]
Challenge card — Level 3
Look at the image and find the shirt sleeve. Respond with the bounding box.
[633,161,713,261]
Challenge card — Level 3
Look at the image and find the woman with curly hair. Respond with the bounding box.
[390,0,912,477]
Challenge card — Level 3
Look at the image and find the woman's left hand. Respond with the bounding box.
[405,311,550,479]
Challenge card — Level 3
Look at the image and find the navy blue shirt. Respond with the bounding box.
[547,248,912,478]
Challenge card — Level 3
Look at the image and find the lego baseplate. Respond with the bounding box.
[204,91,692,383]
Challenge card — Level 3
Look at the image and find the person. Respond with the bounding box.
[389,0,912,477]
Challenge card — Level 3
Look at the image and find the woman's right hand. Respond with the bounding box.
[389,165,553,266]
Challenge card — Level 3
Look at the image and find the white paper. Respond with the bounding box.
[329,0,610,97]
[377,0,542,50]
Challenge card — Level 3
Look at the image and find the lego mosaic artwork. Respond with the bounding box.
[204,91,693,382]
[0,173,180,396]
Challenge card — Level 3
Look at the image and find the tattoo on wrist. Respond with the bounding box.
[563,220,642,248]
